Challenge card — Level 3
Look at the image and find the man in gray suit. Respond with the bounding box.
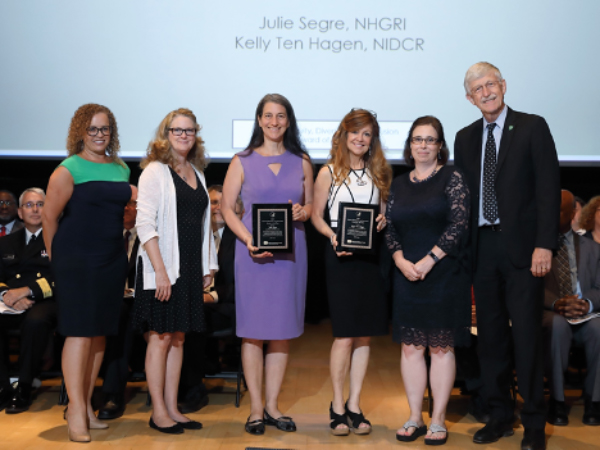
[543,190,600,426]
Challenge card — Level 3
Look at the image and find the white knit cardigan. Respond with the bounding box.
[135,161,218,290]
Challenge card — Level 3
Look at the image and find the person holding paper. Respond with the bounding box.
[222,94,313,436]
[311,108,391,436]
[386,116,471,445]
[543,190,600,427]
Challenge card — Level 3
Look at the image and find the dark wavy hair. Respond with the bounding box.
[66,103,121,161]
[328,109,392,201]
[403,115,450,166]
[241,93,308,159]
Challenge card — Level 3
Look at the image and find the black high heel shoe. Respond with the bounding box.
[329,403,350,436]
[345,401,372,435]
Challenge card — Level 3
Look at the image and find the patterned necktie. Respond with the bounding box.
[556,234,573,299]
[483,123,498,222]
[0,226,6,237]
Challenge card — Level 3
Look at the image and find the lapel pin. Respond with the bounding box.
[509,125,514,131]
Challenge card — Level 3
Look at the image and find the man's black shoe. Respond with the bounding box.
[5,383,32,414]
[473,418,514,444]
[546,398,568,426]
[0,386,13,411]
[178,393,209,414]
[583,399,600,426]
[468,392,491,424]
[98,394,126,420]
[521,428,546,450]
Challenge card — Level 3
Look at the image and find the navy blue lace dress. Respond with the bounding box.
[385,165,471,348]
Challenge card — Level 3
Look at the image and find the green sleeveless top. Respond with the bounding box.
[59,154,130,185]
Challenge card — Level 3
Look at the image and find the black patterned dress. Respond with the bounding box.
[385,165,471,348]
[132,168,208,334]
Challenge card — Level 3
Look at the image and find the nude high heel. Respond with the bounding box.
[66,414,92,443]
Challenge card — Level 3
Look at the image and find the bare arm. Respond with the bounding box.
[290,156,314,222]
[42,166,74,260]
[143,237,172,301]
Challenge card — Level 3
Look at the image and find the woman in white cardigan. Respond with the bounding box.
[133,108,217,434]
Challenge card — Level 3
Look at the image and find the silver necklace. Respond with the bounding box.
[411,166,439,183]
[353,168,367,186]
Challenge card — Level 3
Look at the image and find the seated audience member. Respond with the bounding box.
[572,196,586,236]
[97,186,140,420]
[0,190,24,236]
[177,185,242,414]
[0,188,57,413]
[579,195,600,244]
[543,190,600,426]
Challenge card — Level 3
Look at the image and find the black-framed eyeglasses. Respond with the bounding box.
[169,128,196,136]
[22,201,44,209]
[86,126,112,136]
[411,137,439,145]
[351,108,377,118]
[0,200,14,207]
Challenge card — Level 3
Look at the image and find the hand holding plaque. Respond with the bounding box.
[336,202,379,254]
[252,203,294,253]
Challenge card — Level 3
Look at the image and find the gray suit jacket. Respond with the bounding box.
[9,220,24,234]
[544,233,600,311]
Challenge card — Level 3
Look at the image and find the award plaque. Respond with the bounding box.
[336,202,379,254]
[252,203,293,253]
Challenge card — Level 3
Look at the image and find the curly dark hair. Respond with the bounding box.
[66,104,121,159]
[141,108,208,170]
[403,116,449,166]
[241,93,308,159]
[328,109,392,201]
[579,195,600,231]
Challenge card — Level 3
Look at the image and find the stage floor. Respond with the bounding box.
[1,321,598,449]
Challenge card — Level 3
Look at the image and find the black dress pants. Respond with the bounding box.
[0,300,57,387]
[473,227,545,429]
[101,298,135,395]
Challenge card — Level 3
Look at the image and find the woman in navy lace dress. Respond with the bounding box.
[385,116,471,445]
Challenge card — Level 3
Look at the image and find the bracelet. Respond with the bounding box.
[427,250,440,263]
[301,209,307,220]
[330,234,336,245]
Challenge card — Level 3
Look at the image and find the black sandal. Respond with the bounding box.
[264,409,297,432]
[245,416,265,435]
[345,401,372,435]
[329,403,350,436]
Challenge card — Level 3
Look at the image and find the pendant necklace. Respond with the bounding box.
[354,168,367,186]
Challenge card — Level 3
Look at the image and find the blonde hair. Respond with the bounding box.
[141,108,208,170]
[328,109,392,201]
[579,195,600,231]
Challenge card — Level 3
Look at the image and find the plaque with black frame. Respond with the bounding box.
[252,203,294,253]
[336,202,379,254]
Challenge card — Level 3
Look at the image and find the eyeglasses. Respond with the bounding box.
[351,108,377,118]
[471,81,501,96]
[0,200,14,207]
[86,126,112,136]
[411,137,439,145]
[22,201,44,209]
[169,128,196,136]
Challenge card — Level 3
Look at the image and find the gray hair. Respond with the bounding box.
[464,62,503,94]
[19,187,46,206]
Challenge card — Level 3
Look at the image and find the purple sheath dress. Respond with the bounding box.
[235,150,307,340]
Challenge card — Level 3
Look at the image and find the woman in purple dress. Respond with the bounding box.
[222,94,313,435]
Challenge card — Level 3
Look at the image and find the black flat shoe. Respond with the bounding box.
[149,417,184,434]
[396,420,427,442]
[264,409,297,432]
[546,398,568,426]
[521,428,546,450]
[473,419,514,444]
[177,420,203,430]
[245,417,265,435]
